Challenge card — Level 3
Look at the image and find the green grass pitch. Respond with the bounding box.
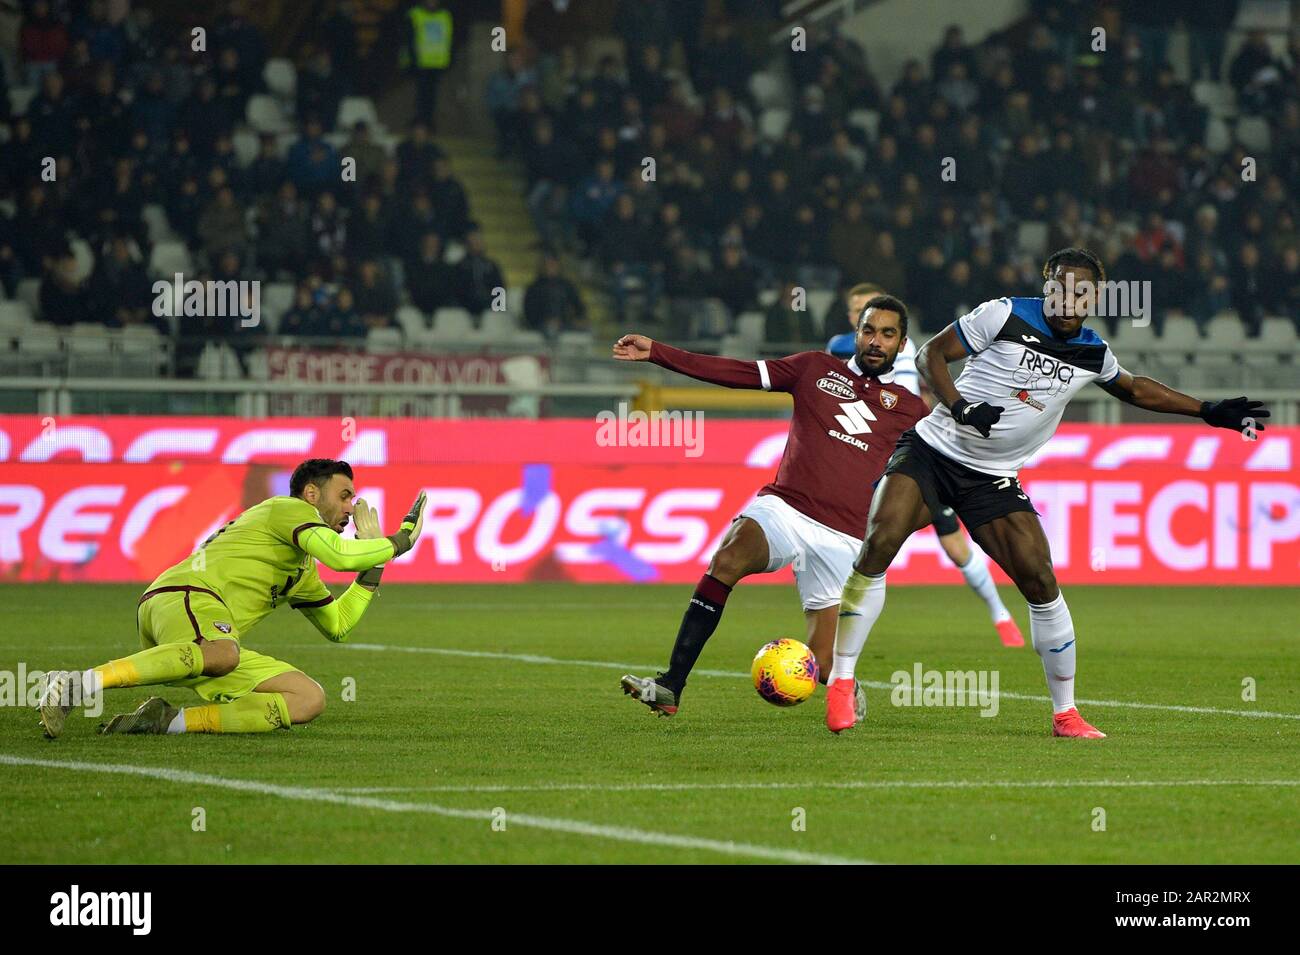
[1,583,1296,864]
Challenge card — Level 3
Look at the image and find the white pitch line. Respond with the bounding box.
[316,642,1300,722]
[0,754,873,866]
[329,778,1300,795]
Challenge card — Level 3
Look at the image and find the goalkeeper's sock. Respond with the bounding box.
[660,574,732,694]
[1029,593,1076,713]
[957,549,1011,623]
[168,692,291,734]
[90,642,205,690]
[828,570,886,682]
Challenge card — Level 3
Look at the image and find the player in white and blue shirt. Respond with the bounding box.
[830,283,1023,648]
[823,249,1271,739]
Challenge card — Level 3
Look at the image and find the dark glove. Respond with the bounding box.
[951,398,1003,438]
[386,491,427,557]
[1200,397,1270,433]
[356,565,385,588]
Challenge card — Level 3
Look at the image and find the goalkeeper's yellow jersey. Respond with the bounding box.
[145,496,394,637]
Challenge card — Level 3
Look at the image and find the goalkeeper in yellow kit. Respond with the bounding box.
[37,458,427,737]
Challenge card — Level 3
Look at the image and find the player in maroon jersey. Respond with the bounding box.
[614,295,930,718]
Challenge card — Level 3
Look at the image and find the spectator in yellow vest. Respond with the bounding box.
[406,0,453,130]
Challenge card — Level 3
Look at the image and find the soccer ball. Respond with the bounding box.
[751,638,819,706]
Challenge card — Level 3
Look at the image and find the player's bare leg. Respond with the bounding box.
[621,517,770,716]
[937,529,1023,647]
[826,474,932,733]
[969,512,1105,739]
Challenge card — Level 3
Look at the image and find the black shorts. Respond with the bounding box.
[884,429,1038,531]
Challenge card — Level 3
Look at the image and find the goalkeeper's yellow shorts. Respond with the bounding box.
[136,587,299,703]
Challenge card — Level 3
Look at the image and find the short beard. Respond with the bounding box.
[856,352,896,378]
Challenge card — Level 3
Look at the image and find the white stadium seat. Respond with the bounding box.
[847,109,880,142]
[432,308,475,339]
[246,94,291,134]
[142,204,176,243]
[1235,116,1270,152]
[736,311,766,342]
[336,96,381,132]
[1205,116,1232,153]
[1197,314,1244,365]
[17,277,41,316]
[8,86,36,117]
[758,107,791,141]
[1016,221,1049,258]
[263,282,295,317]
[264,58,297,100]
[1192,81,1235,116]
[149,241,193,279]
[365,326,404,353]
[232,129,261,168]
[70,238,95,283]
[1152,317,1203,357]
[0,301,34,336]
[396,305,428,337]
[479,310,518,340]
[748,72,785,110]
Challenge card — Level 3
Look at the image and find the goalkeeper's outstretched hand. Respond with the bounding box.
[388,491,427,557]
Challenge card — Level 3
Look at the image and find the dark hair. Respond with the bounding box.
[859,293,909,338]
[1042,247,1105,282]
[290,459,353,497]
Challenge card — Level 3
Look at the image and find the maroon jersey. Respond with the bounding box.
[649,343,930,538]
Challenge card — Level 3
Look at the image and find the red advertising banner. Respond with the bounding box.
[1,459,1296,585]
[0,415,1294,470]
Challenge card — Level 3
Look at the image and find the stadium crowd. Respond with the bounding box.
[503,0,1300,340]
[0,0,1298,382]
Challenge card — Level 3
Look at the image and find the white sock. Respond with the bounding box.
[958,550,1010,623]
[829,571,887,682]
[166,710,187,734]
[1028,593,1076,713]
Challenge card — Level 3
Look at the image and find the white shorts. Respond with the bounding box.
[737,494,862,612]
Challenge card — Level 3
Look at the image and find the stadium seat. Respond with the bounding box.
[806,290,835,325]
[756,287,779,309]
[500,354,546,418]
[847,109,880,141]
[246,94,291,134]
[0,301,33,337]
[1235,116,1270,152]
[1016,221,1049,258]
[736,311,766,342]
[758,107,791,141]
[1152,317,1203,359]
[70,238,95,283]
[1192,81,1236,116]
[231,129,261,168]
[432,308,475,339]
[149,241,193,279]
[748,72,785,109]
[719,334,752,357]
[1241,317,1298,364]
[8,86,36,117]
[556,330,594,351]
[141,204,176,243]
[505,285,524,316]
[244,348,269,380]
[1109,318,1158,357]
[17,278,41,317]
[263,282,295,318]
[1205,116,1232,153]
[337,96,381,132]
[1202,313,1245,349]
[264,58,297,101]
[365,326,404,353]
[396,305,428,337]
[443,241,465,265]
[479,310,518,340]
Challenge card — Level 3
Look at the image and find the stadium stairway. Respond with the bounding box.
[437,134,612,335]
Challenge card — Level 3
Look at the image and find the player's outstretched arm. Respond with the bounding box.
[613,333,769,389]
[1096,371,1271,434]
[298,492,428,572]
[918,326,1004,437]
